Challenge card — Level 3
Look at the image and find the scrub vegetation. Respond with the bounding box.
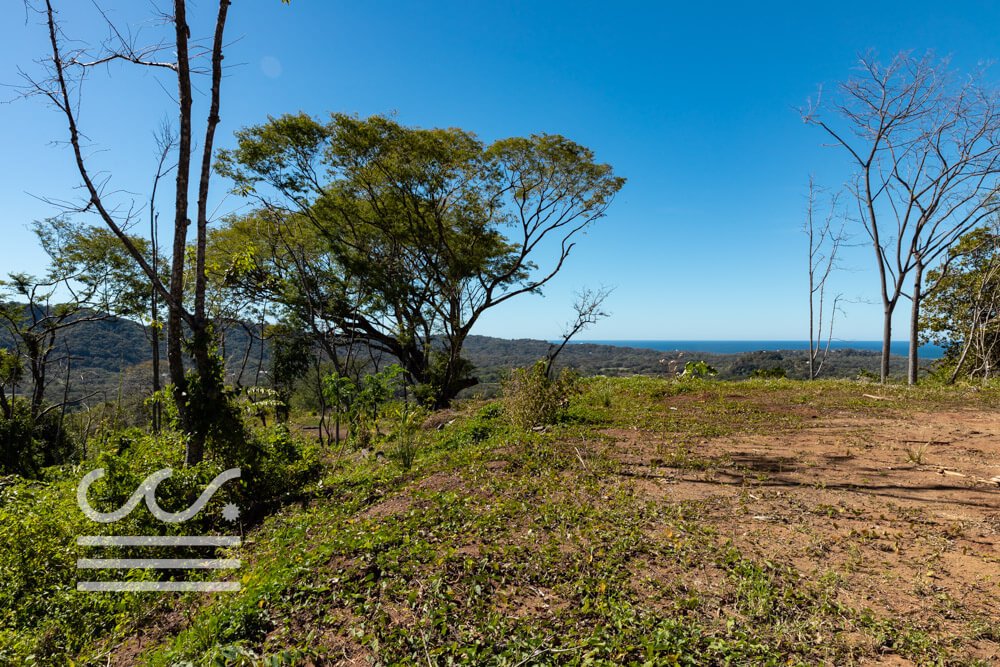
[4,375,1000,665]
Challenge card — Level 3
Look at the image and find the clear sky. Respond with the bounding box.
[3,1,1000,341]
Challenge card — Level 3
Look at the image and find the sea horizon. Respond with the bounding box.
[568,340,946,360]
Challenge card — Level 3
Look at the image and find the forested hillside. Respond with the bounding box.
[0,308,918,410]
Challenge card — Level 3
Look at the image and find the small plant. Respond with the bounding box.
[323,364,405,448]
[388,402,425,471]
[905,443,929,465]
[501,361,579,429]
[239,386,286,426]
[680,360,718,380]
[600,389,613,407]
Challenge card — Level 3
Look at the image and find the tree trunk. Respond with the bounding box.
[880,303,893,383]
[948,332,974,384]
[150,233,162,433]
[185,322,221,465]
[172,0,196,462]
[0,386,11,420]
[907,262,923,385]
[28,335,48,419]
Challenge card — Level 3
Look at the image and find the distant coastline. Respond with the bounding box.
[569,340,946,360]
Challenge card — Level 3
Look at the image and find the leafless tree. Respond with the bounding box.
[148,122,177,434]
[545,286,613,379]
[21,1,236,463]
[0,272,104,420]
[804,178,846,380]
[803,51,1000,383]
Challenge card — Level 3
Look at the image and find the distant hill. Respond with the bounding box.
[462,335,916,389]
[0,309,265,407]
[0,308,925,407]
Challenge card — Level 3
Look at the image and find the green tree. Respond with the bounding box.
[216,113,625,406]
[0,219,126,420]
[921,226,1000,382]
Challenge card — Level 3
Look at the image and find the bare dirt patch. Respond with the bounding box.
[597,388,1000,661]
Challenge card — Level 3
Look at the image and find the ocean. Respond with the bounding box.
[571,340,946,360]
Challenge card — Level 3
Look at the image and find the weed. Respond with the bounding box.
[905,443,930,465]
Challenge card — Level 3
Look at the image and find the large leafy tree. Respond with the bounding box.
[921,226,1000,381]
[216,114,624,406]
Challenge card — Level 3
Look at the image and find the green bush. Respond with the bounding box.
[680,360,718,379]
[0,399,76,478]
[501,361,579,429]
[0,474,126,663]
[241,423,321,504]
[0,418,321,665]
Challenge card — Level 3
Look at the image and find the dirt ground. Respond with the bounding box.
[598,390,1000,665]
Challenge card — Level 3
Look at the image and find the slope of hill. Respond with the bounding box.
[7,377,998,664]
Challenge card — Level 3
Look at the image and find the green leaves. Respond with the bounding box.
[217,113,624,406]
[0,348,23,387]
[920,225,1000,379]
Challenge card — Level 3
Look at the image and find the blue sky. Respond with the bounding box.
[3,1,1000,341]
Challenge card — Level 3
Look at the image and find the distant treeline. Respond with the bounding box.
[0,311,924,408]
[461,336,917,390]
[0,307,265,408]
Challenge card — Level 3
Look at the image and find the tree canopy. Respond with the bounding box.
[215,113,624,405]
[921,225,1000,381]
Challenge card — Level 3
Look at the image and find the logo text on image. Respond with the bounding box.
[75,467,242,592]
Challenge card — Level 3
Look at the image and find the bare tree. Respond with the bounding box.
[803,52,1000,383]
[0,274,102,420]
[804,178,846,380]
[21,1,237,463]
[148,122,177,434]
[545,287,613,379]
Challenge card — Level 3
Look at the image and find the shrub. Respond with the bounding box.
[385,403,426,472]
[680,360,718,379]
[0,399,75,478]
[501,361,579,429]
[237,423,322,506]
[856,368,880,382]
[323,364,406,448]
[0,474,125,663]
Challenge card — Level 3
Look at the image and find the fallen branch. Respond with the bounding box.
[862,393,895,401]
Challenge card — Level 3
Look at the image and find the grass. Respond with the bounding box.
[11,376,1000,665]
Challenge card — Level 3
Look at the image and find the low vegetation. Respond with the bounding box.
[4,375,1000,665]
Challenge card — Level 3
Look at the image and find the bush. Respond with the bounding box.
[501,361,579,429]
[856,368,880,382]
[241,423,321,504]
[0,474,125,663]
[680,360,718,379]
[0,418,321,665]
[0,399,75,478]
